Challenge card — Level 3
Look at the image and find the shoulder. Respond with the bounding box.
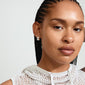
[1,79,12,85]
[1,65,36,85]
[76,69,85,83]
[78,69,85,76]
[70,64,85,78]
[1,73,30,85]
[70,64,85,83]
[81,67,85,72]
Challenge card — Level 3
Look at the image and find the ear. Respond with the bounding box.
[33,22,41,38]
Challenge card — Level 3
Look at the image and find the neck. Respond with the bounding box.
[38,55,70,73]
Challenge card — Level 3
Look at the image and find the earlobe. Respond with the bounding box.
[33,22,41,38]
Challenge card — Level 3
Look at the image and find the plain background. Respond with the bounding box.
[0,0,85,83]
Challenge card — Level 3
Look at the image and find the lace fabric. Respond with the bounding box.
[11,64,85,85]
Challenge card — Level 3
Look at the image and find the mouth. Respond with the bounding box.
[58,46,75,56]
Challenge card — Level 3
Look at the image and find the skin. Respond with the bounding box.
[81,67,85,71]
[1,79,12,85]
[33,1,84,73]
[1,0,84,85]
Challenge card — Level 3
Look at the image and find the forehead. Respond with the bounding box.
[45,1,84,21]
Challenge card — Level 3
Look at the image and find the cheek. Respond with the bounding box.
[41,33,59,60]
[41,30,61,53]
[75,34,84,52]
[42,33,54,50]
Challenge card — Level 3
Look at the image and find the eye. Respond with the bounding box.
[74,28,81,32]
[53,26,63,30]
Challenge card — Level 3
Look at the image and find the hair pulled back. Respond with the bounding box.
[34,0,81,64]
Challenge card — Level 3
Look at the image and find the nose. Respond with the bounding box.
[62,30,74,44]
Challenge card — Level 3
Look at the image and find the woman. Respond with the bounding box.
[1,0,85,85]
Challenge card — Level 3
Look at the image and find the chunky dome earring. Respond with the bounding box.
[37,37,40,41]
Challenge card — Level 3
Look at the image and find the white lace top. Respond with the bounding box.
[11,64,85,85]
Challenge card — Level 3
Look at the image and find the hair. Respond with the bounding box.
[34,0,82,64]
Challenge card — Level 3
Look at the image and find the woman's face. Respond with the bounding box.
[40,1,84,64]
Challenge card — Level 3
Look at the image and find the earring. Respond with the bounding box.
[37,37,40,41]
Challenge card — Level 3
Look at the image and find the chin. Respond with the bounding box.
[56,57,74,65]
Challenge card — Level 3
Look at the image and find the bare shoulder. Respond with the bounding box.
[1,79,12,85]
[81,67,85,72]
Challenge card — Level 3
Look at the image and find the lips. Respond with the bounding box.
[58,46,75,56]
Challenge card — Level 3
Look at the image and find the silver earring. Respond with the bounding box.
[37,37,40,41]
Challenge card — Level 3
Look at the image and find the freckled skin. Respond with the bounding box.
[37,1,84,72]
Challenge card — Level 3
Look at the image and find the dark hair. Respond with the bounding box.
[34,0,82,64]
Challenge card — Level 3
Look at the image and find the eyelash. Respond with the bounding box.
[73,28,82,32]
[53,26,82,32]
[53,26,63,30]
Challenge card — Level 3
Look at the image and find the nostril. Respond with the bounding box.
[63,36,74,43]
[64,40,70,43]
[64,40,68,42]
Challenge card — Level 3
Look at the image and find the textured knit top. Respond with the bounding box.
[11,64,85,85]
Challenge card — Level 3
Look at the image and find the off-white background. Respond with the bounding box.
[0,0,85,83]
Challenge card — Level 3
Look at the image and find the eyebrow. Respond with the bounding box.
[50,18,84,25]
